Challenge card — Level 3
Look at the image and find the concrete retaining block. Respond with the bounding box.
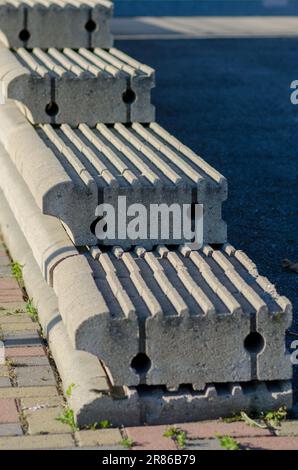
[53,254,140,387]
[0,189,141,426]
[0,144,291,389]
[0,145,140,386]
[0,142,78,283]
[0,191,292,425]
[86,244,292,390]
[0,0,113,49]
[0,103,227,247]
[224,244,293,381]
[0,46,155,124]
[140,380,292,425]
[0,142,290,388]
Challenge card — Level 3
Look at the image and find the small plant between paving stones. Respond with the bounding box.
[164,427,187,449]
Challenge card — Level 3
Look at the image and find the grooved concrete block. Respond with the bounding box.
[50,239,291,390]
[0,46,155,124]
[83,244,291,390]
[0,152,289,388]
[0,0,113,49]
[0,103,227,247]
[140,380,292,425]
[229,247,293,381]
[0,141,78,284]
[0,192,292,426]
[53,254,140,387]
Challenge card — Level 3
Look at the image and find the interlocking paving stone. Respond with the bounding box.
[237,436,298,450]
[21,396,64,410]
[0,377,11,388]
[277,420,298,436]
[1,323,39,332]
[0,366,9,377]
[0,254,10,266]
[126,425,177,450]
[0,386,58,399]
[0,314,32,324]
[0,399,19,423]
[0,292,24,302]
[25,406,71,435]
[0,266,13,277]
[186,438,223,450]
[0,433,75,450]
[177,420,271,439]
[11,356,50,367]
[6,346,46,357]
[15,365,56,387]
[0,279,20,290]
[0,302,26,310]
[4,332,44,347]
[75,429,123,448]
[0,423,23,437]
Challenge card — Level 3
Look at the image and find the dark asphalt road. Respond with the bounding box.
[117,37,298,402]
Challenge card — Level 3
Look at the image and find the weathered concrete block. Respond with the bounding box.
[0,0,113,49]
[0,191,292,426]
[140,380,293,425]
[0,142,290,389]
[0,194,141,425]
[0,103,227,247]
[53,254,140,387]
[0,153,140,386]
[86,244,292,390]
[0,141,78,284]
[0,46,155,124]
[225,245,293,381]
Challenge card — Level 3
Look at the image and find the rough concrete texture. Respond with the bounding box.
[119,36,298,402]
[83,243,291,389]
[0,103,227,247]
[0,141,78,284]
[53,254,140,387]
[0,188,139,426]
[46,231,292,388]
[0,147,140,386]
[0,190,293,426]
[0,45,155,124]
[0,0,113,49]
[0,132,291,390]
[0,145,290,388]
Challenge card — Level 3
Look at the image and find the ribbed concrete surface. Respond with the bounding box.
[0,46,155,124]
[0,0,113,48]
[0,138,291,389]
[80,243,292,389]
[0,102,227,246]
[0,190,293,425]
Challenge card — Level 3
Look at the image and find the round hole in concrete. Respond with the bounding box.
[131,353,151,375]
[85,19,97,32]
[244,332,265,354]
[45,101,59,117]
[19,29,30,42]
[122,89,136,104]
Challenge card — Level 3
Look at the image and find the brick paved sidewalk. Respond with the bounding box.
[0,233,298,450]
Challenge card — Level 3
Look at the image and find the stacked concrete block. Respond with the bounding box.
[0,139,291,394]
[0,0,113,49]
[0,0,293,426]
[0,102,226,246]
[0,188,292,427]
[0,45,155,124]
